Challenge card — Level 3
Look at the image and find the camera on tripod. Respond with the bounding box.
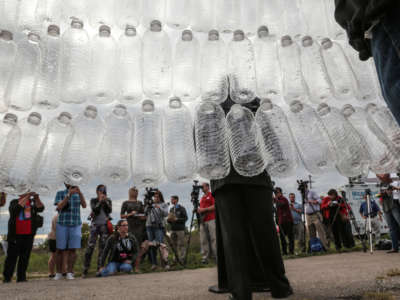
[297,180,309,195]
[191,180,202,211]
[144,187,159,213]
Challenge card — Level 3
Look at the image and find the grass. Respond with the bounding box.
[362,292,396,300]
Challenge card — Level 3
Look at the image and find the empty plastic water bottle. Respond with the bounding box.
[142,20,172,101]
[132,100,164,186]
[173,30,200,102]
[258,0,283,36]
[1,113,46,194]
[63,106,105,186]
[34,112,74,195]
[163,97,196,183]
[5,33,41,112]
[194,101,230,179]
[287,101,335,174]
[61,1,87,25]
[299,0,329,38]
[165,0,190,29]
[200,30,228,104]
[88,0,115,28]
[34,25,61,110]
[215,0,240,34]
[254,26,282,103]
[0,0,19,31]
[255,99,298,178]
[317,103,370,177]
[241,0,258,36]
[323,0,346,39]
[281,0,306,38]
[228,30,257,104]
[0,114,18,170]
[342,104,399,174]
[142,0,165,29]
[35,0,61,24]
[60,19,90,104]
[115,0,141,29]
[320,38,358,101]
[0,31,16,113]
[16,0,40,31]
[300,36,333,104]
[226,104,266,177]
[90,25,117,104]
[99,105,132,184]
[366,103,400,150]
[278,35,309,105]
[190,0,215,32]
[117,26,143,105]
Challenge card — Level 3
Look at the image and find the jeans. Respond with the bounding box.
[384,206,400,250]
[100,262,132,277]
[372,8,400,125]
[146,226,164,265]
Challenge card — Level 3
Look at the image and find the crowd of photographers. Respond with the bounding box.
[1,173,399,283]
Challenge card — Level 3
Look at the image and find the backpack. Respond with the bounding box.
[376,239,392,250]
[309,237,324,252]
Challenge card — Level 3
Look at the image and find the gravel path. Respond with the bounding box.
[0,251,399,300]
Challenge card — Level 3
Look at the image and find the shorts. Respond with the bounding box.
[56,224,82,250]
[48,239,57,253]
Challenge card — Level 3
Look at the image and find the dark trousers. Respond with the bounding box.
[279,222,294,255]
[214,184,291,299]
[325,213,349,250]
[84,224,109,271]
[3,235,34,282]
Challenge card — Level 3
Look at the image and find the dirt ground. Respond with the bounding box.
[0,251,399,300]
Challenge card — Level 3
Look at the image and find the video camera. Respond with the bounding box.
[144,187,159,212]
[191,180,202,211]
[297,180,309,195]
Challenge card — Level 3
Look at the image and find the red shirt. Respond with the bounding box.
[16,202,32,235]
[200,192,216,222]
[275,196,293,225]
[321,196,350,219]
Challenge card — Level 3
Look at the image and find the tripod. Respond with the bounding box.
[365,189,374,254]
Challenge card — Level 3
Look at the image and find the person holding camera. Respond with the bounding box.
[120,187,146,244]
[198,183,216,264]
[83,184,112,277]
[274,188,294,256]
[98,220,139,277]
[380,187,400,253]
[3,192,44,283]
[167,195,188,263]
[145,190,169,270]
[54,183,86,280]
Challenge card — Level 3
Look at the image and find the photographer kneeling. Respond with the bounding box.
[98,220,139,277]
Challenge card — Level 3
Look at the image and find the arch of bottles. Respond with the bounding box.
[0,0,400,196]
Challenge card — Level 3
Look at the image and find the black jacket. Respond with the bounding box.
[334,0,397,60]
[168,204,188,231]
[7,199,44,242]
[90,197,112,219]
[100,233,139,267]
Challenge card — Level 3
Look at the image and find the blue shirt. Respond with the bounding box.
[291,202,303,225]
[54,189,82,226]
[359,200,380,218]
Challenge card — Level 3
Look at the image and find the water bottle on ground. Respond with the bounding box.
[200,30,228,104]
[115,0,141,29]
[194,101,230,179]
[5,33,41,112]
[255,99,298,178]
[0,31,16,113]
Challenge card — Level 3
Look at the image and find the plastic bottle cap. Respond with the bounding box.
[199,102,217,114]
[142,100,155,112]
[3,113,18,125]
[301,36,313,47]
[99,25,111,37]
[208,30,219,41]
[230,104,244,118]
[257,26,269,39]
[48,25,60,36]
[366,103,377,114]
[71,19,84,29]
[84,105,98,119]
[321,38,333,50]
[28,33,40,42]
[182,30,193,41]
[58,112,72,124]
[150,20,162,32]
[169,97,182,109]
[113,104,128,116]
[0,30,13,41]
[341,104,355,118]
[233,30,245,42]
[289,101,304,113]
[281,35,292,47]
[260,99,273,111]
[317,103,331,116]
[125,25,136,36]
[28,112,42,126]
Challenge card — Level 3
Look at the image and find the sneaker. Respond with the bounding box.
[54,273,63,280]
[66,273,75,280]
[164,264,170,271]
[81,270,88,278]
[151,265,157,271]
[387,249,399,253]
[201,258,208,264]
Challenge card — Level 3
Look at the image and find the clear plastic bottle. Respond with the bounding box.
[287,101,335,174]
[16,0,40,31]
[194,101,230,179]
[0,31,16,113]
[35,0,61,24]
[132,100,164,186]
[142,20,172,101]
[299,0,329,38]
[163,97,196,183]
[366,103,400,150]
[0,0,19,31]
[200,30,228,104]
[254,26,282,103]
[226,104,266,177]
[90,25,117,104]
[257,0,283,36]
[228,30,257,104]
[99,104,132,184]
[34,25,61,110]
[63,106,105,186]
[0,113,18,166]
[60,19,90,104]
[165,0,190,29]
[215,0,241,34]
[241,0,258,37]
[300,36,333,104]
[1,113,46,194]
[173,30,200,102]
[61,1,87,25]
[255,99,298,178]
[115,0,141,29]
[141,0,165,28]
[323,0,346,39]
[281,0,306,38]
[278,35,308,105]
[88,0,115,28]
[320,38,358,101]
[190,0,215,33]
[34,112,74,195]
[342,104,399,174]
[5,33,41,112]
[117,26,142,105]
[317,103,370,177]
